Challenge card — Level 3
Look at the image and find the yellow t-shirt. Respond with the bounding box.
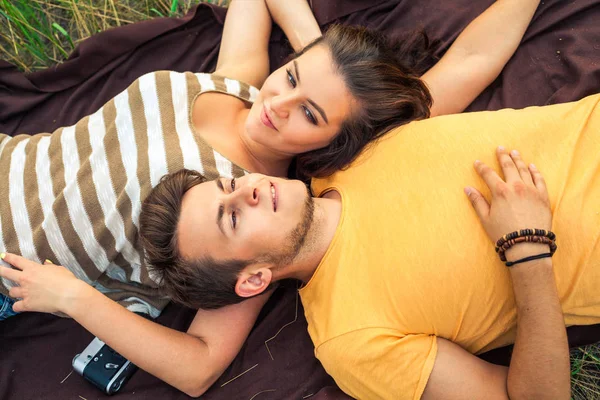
[301,94,600,400]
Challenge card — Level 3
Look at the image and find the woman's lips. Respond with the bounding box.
[261,106,277,130]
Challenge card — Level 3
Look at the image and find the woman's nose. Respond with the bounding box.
[270,92,295,119]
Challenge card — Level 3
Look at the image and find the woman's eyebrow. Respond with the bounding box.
[308,99,328,124]
[294,60,329,124]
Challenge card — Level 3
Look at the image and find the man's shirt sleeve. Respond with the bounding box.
[316,328,438,400]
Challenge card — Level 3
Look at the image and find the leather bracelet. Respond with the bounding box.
[505,252,553,267]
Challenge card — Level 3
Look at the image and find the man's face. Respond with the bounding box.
[177,174,315,268]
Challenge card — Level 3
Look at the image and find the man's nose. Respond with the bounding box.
[227,180,260,207]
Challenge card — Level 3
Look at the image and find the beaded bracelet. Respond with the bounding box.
[495,229,556,252]
[497,235,557,262]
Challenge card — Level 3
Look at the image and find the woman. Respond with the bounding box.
[0,0,540,396]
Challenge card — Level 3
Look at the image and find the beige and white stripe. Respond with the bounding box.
[0,71,257,316]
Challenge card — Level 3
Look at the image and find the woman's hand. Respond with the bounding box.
[0,253,85,314]
[465,146,552,260]
[265,0,321,52]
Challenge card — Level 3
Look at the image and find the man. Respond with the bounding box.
[136,93,600,399]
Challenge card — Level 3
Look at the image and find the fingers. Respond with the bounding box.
[11,300,24,313]
[496,147,521,183]
[1,252,31,271]
[464,186,490,219]
[8,286,23,299]
[529,163,549,200]
[0,265,20,283]
[474,160,503,192]
[509,149,533,186]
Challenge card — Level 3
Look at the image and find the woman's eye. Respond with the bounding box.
[286,69,297,88]
[303,106,317,125]
[231,211,237,229]
[230,178,236,191]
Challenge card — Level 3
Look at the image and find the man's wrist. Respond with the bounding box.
[508,256,554,286]
[504,242,551,261]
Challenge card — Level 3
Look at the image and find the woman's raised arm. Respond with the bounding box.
[265,0,321,52]
[215,0,272,88]
[422,0,540,117]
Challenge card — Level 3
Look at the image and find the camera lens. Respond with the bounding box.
[111,376,126,393]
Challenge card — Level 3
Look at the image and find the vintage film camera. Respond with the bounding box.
[72,337,138,395]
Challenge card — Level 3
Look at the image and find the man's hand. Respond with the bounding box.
[457,146,570,400]
[0,253,85,314]
[464,146,552,260]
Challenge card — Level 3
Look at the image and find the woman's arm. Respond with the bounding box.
[0,255,270,397]
[214,0,272,88]
[265,0,321,52]
[422,0,540,117]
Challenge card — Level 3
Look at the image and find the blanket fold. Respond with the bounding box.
[1,1,599,399]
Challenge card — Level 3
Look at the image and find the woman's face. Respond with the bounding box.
[246,45,356,156]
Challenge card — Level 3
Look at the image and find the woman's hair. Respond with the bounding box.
[294,24,435,179]
[139,169,252,310]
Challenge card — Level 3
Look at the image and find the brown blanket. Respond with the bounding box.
[1,1,600,399]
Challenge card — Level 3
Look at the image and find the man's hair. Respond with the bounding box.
[139,169,252,310]
[293,24,435,179]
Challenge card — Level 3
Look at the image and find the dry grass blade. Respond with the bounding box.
[571,344,600,400]
[0,0,222,71]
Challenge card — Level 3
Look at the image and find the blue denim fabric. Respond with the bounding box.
[0,293,18,321]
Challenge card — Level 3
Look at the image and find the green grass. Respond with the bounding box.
[571,344,600,399]
[0,0,227,72]
[1,1,600,399]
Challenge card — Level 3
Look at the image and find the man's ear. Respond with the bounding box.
[235,266,273,298]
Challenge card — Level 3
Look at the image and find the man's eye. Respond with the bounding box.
[231,211,237,229]
[286,69,296,88]
[230,178,236,191]
[303,106,317,125]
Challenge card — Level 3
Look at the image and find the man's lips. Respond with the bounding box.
[270,182,278,212]
[261,106,277,131]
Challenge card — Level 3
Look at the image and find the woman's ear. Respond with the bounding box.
[235,266,273,298]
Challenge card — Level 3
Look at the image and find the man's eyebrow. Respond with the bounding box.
[294,60,329,124]
[216,178,224,192]
[215,179,226,235]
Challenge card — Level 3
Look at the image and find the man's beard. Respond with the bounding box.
[261,185,315,267]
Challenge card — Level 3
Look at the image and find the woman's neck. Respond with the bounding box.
[234,109,293,177]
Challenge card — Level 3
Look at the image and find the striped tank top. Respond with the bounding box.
[0,71,258,317]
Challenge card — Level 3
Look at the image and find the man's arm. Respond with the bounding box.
[265,0,321,52]
[422,0,540,117]
[0,255,270,397]
[423,256,569,400]
[425,147,570,399]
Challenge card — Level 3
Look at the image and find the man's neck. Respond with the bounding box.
[274,191,342,283]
